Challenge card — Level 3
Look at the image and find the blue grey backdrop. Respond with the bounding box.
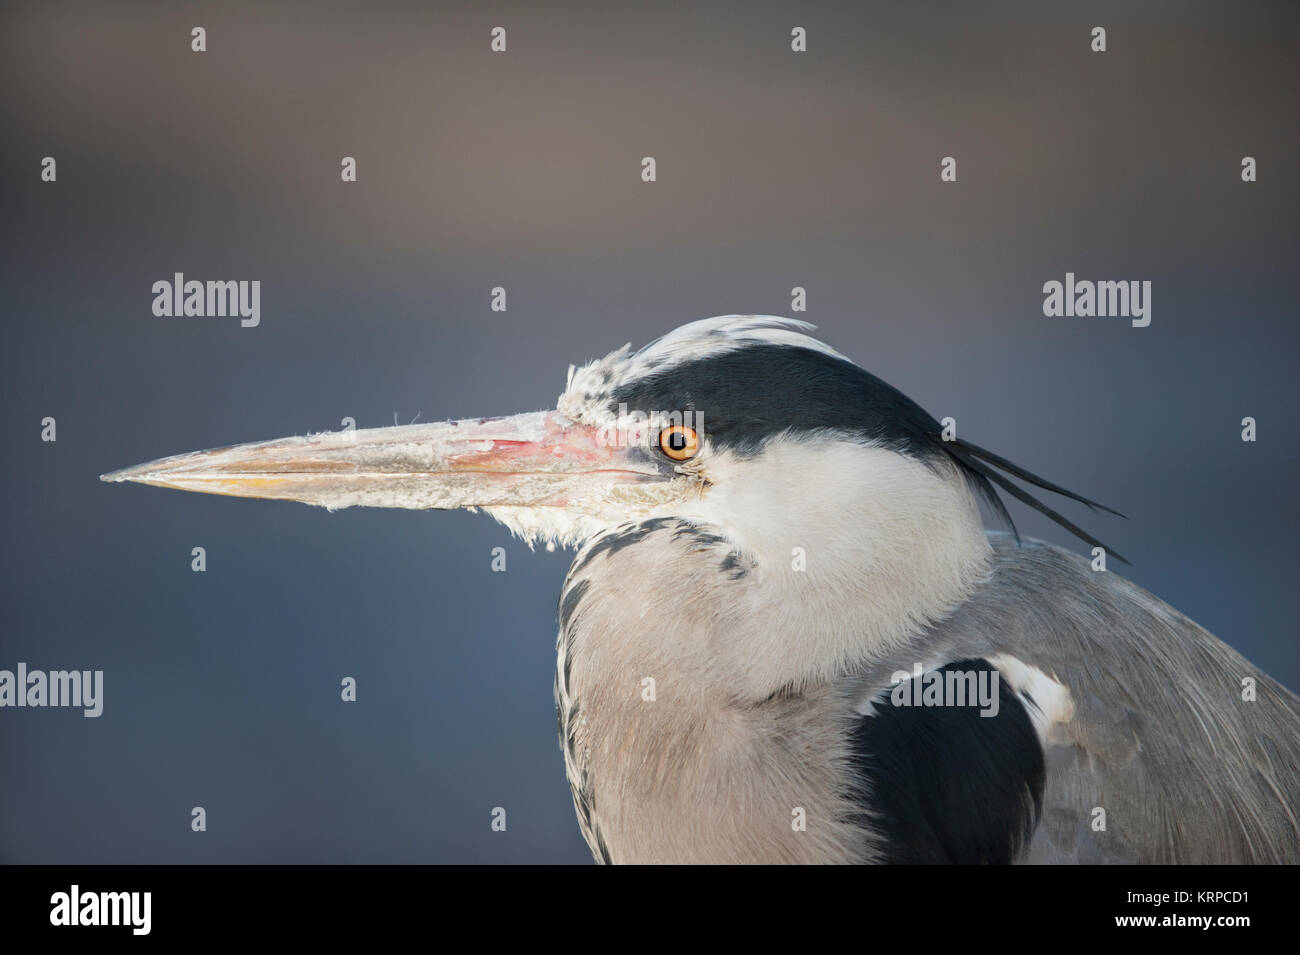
[2,0,1296,863]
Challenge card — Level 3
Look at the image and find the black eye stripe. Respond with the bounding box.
[611,344,942,460]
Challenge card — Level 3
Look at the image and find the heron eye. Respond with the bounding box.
[659,425,699,461]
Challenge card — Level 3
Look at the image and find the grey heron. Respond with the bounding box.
[102,315,1300,864]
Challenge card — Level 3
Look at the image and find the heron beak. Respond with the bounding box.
[99,411,665,511]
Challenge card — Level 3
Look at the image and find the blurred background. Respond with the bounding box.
[1,0,1296,863]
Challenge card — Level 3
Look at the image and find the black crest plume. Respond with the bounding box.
[942,437,1128,565]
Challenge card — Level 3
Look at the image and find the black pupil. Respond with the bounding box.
[668,431,687,451]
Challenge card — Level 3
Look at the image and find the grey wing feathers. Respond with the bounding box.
[852,533,1300,864]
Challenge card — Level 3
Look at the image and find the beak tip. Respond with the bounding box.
[101,466,143,483]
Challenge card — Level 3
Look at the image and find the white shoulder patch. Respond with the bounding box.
[986,654,1076,742]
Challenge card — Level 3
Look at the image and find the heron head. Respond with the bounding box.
[99,319,923,543]
[102,315,1117,562]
